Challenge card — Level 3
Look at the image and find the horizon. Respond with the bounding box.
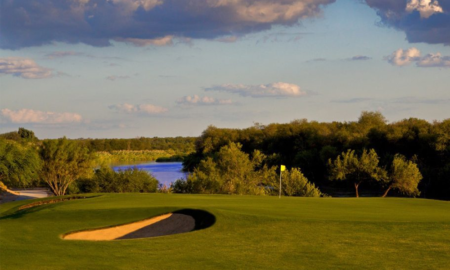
[2,111,447,140]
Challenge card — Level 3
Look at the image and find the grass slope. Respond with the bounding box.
[1,194,449,269]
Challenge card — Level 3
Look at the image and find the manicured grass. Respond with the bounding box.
[1,194,450,269]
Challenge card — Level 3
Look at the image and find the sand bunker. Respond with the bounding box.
[63,209,215,241]
[63,213,196,241]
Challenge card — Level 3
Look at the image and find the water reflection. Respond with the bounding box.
[112,162,187,187]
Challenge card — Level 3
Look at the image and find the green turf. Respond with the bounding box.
[1,194,449,269]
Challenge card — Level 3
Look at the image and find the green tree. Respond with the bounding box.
[383,155,422,197]
[40,138,94,196]
[0,139,41,188]
[358,111,386,129]
[181,142,275,195]
[184,157,222,194]
[281,168,322,197]
[18,127,37,141]
[216,143,272,195]
[78,166,158,193]
[328,149,387,197]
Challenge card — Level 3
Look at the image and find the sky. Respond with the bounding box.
[1,0,449,139]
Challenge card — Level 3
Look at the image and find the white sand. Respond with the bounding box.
[64,213,173,240]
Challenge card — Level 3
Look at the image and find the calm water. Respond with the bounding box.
[112,162,187,187]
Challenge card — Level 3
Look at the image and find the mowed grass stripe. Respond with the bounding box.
[1,194,449,269]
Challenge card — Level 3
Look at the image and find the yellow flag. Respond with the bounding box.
[280,165,286,172]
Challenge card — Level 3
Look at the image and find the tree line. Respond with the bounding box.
[0,130,196,158]
[73,137,196,153]
[173,142,323,197]
[1,111,449,199]
[0,131,160,196]
[183,112,449,199]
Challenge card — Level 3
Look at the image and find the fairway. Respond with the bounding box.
[1,194,450,269]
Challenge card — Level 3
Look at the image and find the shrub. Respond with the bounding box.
[77,166,158,193]
[281,168,323,197]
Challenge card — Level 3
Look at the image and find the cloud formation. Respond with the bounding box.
[349,55,372,61]
[45,51,87,59]
[417,53,450,67]
[0,0,336,49]
[0,57,53,79]
[406,0,443,18]
[366,0,450,45]
[1,109,82,123]
[177,95,233,105]
[387,48,421,66]
[108,103,168,114]
[387,48,450,67]
[114,36,174,47]
[205,82,306,98]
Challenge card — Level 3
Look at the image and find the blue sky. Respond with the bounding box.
[1,0,449,138]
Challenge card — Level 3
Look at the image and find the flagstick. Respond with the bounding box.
[279,170,282,199]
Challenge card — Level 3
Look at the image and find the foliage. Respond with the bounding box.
[172,178,189,193]
[357,111,387,135]
[279,168,323,197]
[18,127,37,142]
[383,155,422,197]
[176,142,323,196]
[155,155,185,162]
[1,110,450,198]
[184,111,450,198]
[328,149,387,197]
[40,138,94,196]
[177,142,276,195]
[74,136,196,153]
[95,150,176,165]
[77,166,158,193]
[0,127,38,142]
[0,131,21,141]
[0,139,42,188]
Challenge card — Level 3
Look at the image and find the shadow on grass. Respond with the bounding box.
[0,195,100,220]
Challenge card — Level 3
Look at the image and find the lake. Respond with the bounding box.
[112,162,187,187]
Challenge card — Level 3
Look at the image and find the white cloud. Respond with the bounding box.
[406,0,443,19]
[1,109,82,123]
[0,57,53,79]
[387,48,421,66]
[138,104,168,114]
[218,0,326,23]
[417,53,450,67]
[177,95,233,105]
[109,103,168,114]
[45,51,86,59]
[205,82,306,98]
[110,0,163,11]
[115,36,174,47]
[388,48,450,68]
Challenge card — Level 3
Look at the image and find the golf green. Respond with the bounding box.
[1,194,449,269]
